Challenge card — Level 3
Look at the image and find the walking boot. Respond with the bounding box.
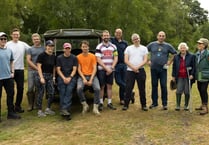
[200,104,208,115]
[195,104,203,110]
[175,94,181,111]
[184,94,190,111]
[81,101,89,114]
[93,104,100,116]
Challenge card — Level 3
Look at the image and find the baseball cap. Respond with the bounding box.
[63,43,72,49]
[45,40,54,46]
[0,32,8,37]
[197,38,209,46]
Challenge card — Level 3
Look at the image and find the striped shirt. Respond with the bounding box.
[95,42,118,70]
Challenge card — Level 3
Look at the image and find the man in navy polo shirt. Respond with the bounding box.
[147,31,177,110]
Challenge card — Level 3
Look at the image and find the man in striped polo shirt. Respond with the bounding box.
[95,30,118,111]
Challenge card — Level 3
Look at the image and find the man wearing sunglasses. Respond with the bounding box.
[0,32,21,121]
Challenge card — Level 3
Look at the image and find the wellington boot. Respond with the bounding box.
[200,105,208,115]
[93,104,100,116]
[184,94,190,111]
[175,94,181,111]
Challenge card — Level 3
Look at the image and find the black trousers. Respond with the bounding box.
[124,69,146,107]
[0,78,15,112]
[14,70,24,107]
[197,81,209,105]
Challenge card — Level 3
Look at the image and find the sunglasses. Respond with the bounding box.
[0,38,7,41]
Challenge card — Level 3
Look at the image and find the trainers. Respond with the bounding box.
[122,106,128,111]
[142,106,148,111]
[37,110,46,117]
[60,109,70,116]
[163,106,168,110]
[45,108,55,115]
[98,103,103,111]
[107,103,117,110]
[149,104,158,109]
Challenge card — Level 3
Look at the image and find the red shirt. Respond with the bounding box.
[178,57,187,78]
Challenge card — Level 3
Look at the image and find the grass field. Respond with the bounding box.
[0,67,209,145]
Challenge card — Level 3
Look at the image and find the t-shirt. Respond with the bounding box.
[6,40,30,70]
[27,46,45,71]
[124,44,148,71]
[95,42,118,70]
[0,48,14,80]
[77,53,97,75]
[147,41,177,69]
[36,52,55,74]
[56,54,78,77]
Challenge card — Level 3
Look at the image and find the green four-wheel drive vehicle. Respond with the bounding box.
[43,28,103,100]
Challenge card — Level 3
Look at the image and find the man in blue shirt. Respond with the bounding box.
[0,32,21,121]
[111,28,135,105]
[147,31,177,110]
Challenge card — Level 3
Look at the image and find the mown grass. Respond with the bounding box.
[0,66,209,145]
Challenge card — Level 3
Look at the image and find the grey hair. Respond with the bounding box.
[178,42,189,50]
[131,33,140,40]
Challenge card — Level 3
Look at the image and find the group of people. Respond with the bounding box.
[0,28,209,122]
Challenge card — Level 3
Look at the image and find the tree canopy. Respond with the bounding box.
[0,0,208,51]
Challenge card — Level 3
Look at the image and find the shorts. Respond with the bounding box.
[97,70,114,86]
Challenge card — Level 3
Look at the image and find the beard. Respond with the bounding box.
[103,38,109,43]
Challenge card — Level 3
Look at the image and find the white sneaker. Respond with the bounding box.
[45,108,55,115]
[38,110,46,117]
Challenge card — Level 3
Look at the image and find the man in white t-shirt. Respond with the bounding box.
[122,33,148,111]
[6,28,30,113]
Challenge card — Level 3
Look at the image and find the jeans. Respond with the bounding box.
[57,76,77,110]
[35,73,54,110]
[14,70,24,107]
[27,70,37,93]
[0,78,15,112]
[124,69,146,107]
[77,76,100,104]
[115,63,126,101]
[151,68,167,106]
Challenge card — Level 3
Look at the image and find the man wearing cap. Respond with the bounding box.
[26,33,45,111]
[195,38,209,115]
[77,40,101,115]
[0,32,21,120]
[6,28,30,113]
[56,42,77,120]
[36,40,56,117]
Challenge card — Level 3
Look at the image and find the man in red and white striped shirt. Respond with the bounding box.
[95,30,118,111]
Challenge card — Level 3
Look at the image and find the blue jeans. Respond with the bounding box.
[77,76,100,104]
[57,76,77,110]
[115,63,126,101]
[151,68,167,106]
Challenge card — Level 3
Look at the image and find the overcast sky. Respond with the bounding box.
[198,0,209,13]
